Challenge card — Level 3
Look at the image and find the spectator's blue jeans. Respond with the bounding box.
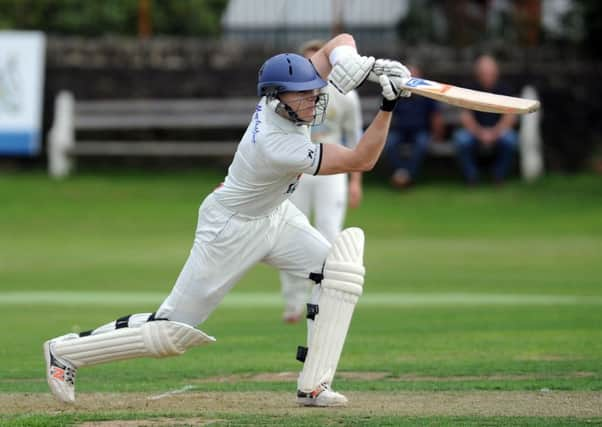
[385,129,430,179]
[453,128,518,182]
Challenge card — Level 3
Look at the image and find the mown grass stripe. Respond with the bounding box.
[1,291,601,306]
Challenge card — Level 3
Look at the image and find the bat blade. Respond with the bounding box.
[400,77,540,114]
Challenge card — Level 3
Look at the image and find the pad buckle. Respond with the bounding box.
[306,303,319,320]
[296,346,308,362]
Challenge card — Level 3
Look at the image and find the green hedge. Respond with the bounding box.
[0,0,228,36]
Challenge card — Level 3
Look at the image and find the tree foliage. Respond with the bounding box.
[0,0,228,36]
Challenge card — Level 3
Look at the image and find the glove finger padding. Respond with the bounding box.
[329,55,375,95]
[369,59,412,98]
[390,77,412,98]
[371,58,411,79]
[379,74,399,101]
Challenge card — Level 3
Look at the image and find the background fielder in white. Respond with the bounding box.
[280,40,364,323]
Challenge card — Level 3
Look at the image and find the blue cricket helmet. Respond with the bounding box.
[257,53,327,97]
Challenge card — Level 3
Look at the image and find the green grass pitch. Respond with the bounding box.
[1,170,601,426]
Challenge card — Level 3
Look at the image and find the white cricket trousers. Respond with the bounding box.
[290,173,347,243]
[280,173,347,314]
[156,193,330,326]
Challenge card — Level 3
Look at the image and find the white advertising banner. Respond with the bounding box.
[0,31,46,156]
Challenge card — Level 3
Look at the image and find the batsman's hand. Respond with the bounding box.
[378,74,400,101]
[329,54,375,95]
[369,59,412,98]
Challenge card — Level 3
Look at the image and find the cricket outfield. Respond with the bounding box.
[1,171,601,426]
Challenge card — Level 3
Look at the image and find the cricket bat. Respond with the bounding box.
[400,77,540,114]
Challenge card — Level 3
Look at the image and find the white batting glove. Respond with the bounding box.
[379,74,400,101]
[369,59,412,98]
[329,54,375,95]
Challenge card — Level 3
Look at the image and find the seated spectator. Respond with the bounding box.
[385,63,444,189]
[453,54,518,185]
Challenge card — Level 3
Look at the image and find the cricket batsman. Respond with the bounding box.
[44,33,411,407]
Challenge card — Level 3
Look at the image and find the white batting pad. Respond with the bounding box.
[52,321,215,367]
[297,227,365,393]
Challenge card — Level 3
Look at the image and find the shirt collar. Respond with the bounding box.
[261,97,308,136]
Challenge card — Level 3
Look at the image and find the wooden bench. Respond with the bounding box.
[47,90,539,179]
[47,92,257,177]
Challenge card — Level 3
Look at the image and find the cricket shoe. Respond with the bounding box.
[44,333,79,403]
[282,304,304,324]
[297,383,348,407]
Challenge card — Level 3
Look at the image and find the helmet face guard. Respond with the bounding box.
[274,90,329,126]
[258,53,329,126]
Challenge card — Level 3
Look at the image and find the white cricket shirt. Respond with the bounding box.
[213,97,323,217]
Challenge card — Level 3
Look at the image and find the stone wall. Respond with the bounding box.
[42,36,602,172]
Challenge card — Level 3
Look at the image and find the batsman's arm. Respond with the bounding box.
[318,75,399,175]
[309,33,357,79]
[310,33,375,95]
[318,109,392,174]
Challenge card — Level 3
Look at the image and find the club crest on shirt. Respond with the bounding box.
[252,104,262,144]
